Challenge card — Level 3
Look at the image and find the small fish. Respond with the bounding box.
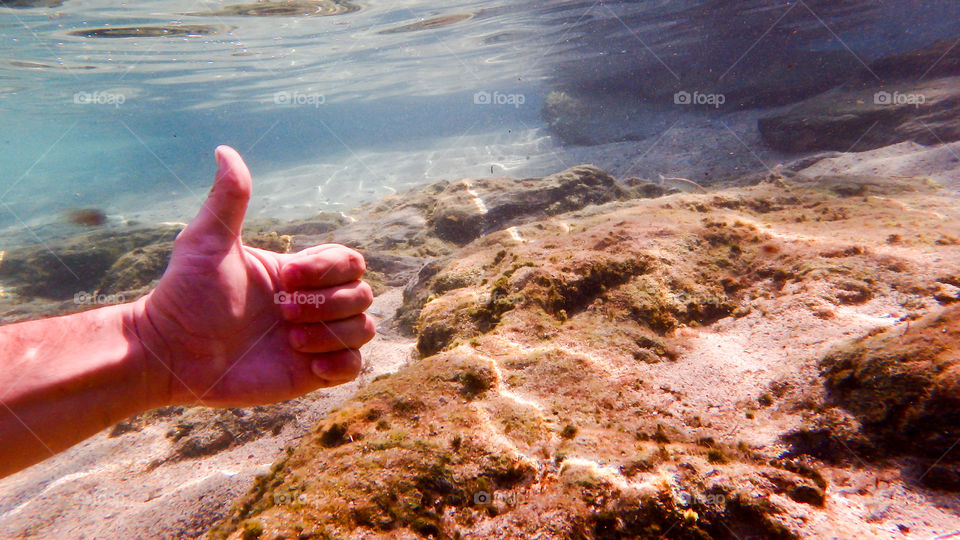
[658,174,707,193]
[65,208,107,227]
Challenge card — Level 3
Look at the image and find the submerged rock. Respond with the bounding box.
[162,406,295,463]
[868,38,960,81]
[758,38,960,153]
[427,165,627,245]
[65,208,108,227]
[274,212,348,236]
[96,242,174,296]
[758,76,960,152]
[541,91,598,146]
[208,171,960,538]
[551,2,865,109]
[0,225,182,300]
[0,222,301,304]
[820,305,960,461]
[244,231,293,253]
[293,165,630,289]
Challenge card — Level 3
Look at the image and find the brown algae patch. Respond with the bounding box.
[820,305,960,462]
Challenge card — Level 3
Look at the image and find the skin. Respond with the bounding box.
[0,146,375,479]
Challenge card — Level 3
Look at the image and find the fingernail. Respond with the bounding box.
[290,328,306,349]
[215,146,228,172]
[282,302,300,319]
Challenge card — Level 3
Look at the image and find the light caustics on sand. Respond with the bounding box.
[489,335,620,378]
[468,346,545,414]
[657,174,707,193]
[465,345,661,494]
[506,226,525,243]
[462,180,488,215]
[558,457,670,495]
[867,195,945,220]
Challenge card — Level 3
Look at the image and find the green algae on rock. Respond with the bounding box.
[820,305,960,461]
[207,340,815,539]
[0,225,182,299]
[243,231,293,253]
[0,224,297,308]
[96,242,173,296]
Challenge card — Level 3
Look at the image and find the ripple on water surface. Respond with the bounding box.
[2,0,65,7]
[377,13,474,34]
[190,0,360,17]
[67,24,226,38]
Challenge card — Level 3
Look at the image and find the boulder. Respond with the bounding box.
[97,242,173,296]
[758,38,960,153]
[820,305,960,460]
[758,76,960,152]
[868,38,960,81]
[426,165,627,245]
[297,165,627,255]
[0,225,182,300]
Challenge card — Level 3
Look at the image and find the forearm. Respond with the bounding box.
[0,300,161,478]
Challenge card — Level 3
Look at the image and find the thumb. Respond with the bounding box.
[181,145,252,250]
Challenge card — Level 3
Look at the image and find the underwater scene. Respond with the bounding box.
[1,0,959,537]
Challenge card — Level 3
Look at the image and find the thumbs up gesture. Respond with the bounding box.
[132,146,375,408]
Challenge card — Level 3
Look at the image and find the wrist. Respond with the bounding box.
[122,294,176,410]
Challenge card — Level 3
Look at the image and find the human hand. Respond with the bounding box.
[131,146,375,408]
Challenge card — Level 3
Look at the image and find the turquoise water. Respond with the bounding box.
[1,0,958,239]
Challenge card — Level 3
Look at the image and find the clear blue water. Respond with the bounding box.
[1,0,958,240]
